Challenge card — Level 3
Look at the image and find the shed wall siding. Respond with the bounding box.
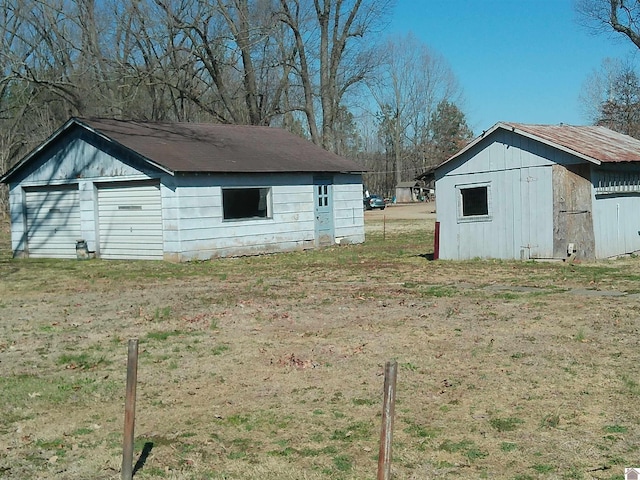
[591,165,640,258]
[8,135,163,257]
[592,193,640,257]
[435,130,581,260]
[395,188,414,203]
[15,135,156,185]
[437,166,554,259]
[172,182,313,260]
[171,173,364,260]
[439,129,584,178]
[552,164,595,259]
[332,175,365,244]
[8,184,26,256]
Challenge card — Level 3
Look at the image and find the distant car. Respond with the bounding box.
[364,194,386,210]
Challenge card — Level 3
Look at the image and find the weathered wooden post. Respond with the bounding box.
[383,214,386,240]
[377,360,397,480]
[433,221,440,260]
[122,339,139,480]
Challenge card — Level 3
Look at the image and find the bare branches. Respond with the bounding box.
[0,0,394,181]
[580,58,640,137]
[367,33,466,186]
[576,0,640,47]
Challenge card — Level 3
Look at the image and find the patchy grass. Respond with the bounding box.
[2,210,640,479]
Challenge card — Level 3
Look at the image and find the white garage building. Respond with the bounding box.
[0,118,365,261]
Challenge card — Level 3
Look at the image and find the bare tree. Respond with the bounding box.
[580,57,640,136]
[278,0,321,143]
[574,2,640,136]
[576,0,640,48]
[368,34,463,186]
[0,0,396,212]
[279,0,392,150]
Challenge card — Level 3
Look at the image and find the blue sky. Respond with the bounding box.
[388,0,639,134]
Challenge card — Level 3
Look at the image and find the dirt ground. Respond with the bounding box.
[1,205,640,479]
[368,201,436,219]
[364,202,436,234]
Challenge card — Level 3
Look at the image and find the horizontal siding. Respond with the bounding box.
[333,182,365,243]
[10,151,364,260]
[14,135,157,186]
[175,183,315,260]
[25,187,81,259]
[98,183,163,260]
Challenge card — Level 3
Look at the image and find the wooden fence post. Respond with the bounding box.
[122,339,139,480]
[383,214,386,240]
[377,360,398,480]
[433,221,440,260]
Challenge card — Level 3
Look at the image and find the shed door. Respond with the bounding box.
[553,164,595,260]
[314,177,334,247]
[519,167,543,259]
[25,185,81,259]
[97,181,163,260]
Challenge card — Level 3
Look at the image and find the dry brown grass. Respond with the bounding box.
[1,207,639,479]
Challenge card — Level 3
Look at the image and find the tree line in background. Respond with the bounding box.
[577,0,640,137]
[0,0,474,215]
[5,1,640,218]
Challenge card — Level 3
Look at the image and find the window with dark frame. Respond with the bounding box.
[222,187,270,220]
[460,186,489,217]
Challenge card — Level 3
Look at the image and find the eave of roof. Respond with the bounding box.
[396,181,420,188]
[0,118,76,184]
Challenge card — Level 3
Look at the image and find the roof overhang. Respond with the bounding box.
[74,118,175,176]
[0,118,76,184]
[435,122,602,173]
[0,117,175,185]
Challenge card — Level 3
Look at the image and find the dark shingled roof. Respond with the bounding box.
[0,118,364,183]
[79,118,364,173]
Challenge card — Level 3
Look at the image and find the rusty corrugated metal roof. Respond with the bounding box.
[506,123,640,163]
[437,122,640,171]
[77,118,364,174]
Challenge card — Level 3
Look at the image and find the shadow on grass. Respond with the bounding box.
[133,442,154,476]
[418,253,435,261]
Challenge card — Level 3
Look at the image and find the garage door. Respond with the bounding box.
[25,185,81,259]
[98,182,163,260]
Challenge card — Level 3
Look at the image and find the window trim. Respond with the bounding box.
[222,186,272,221]
[456,182,492,223]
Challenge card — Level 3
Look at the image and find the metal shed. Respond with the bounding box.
[1,118,366,261]
[435,122,640,261]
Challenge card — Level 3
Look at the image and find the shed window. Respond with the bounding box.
[461,187,488,216]
[223,187,271,220]
[457,183,491,222]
